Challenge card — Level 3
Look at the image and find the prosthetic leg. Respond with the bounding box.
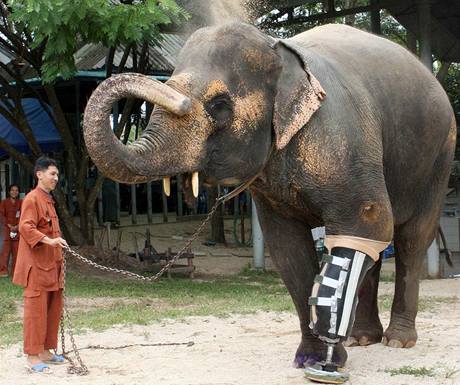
[304,235,389,384]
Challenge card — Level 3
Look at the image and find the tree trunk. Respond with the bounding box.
[436,61,452,85]
[208,186,226,244]
[52,188,83,245]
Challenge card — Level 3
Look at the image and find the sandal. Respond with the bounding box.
[25,363,53,374]
[44,354,66,365]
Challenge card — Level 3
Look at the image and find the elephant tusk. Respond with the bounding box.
[192,172,199,198]
[163,177,171,197]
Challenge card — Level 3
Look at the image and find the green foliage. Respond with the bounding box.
[9,0,188,83]
[441,63,460,159]
[444,64,460,119]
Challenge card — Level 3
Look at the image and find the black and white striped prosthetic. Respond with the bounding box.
[308,236,389,343]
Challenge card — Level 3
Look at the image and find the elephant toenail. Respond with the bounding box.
[405,340,416,348]
[388,339,404,348]
[344,337,358,347]
[359,336,370,346]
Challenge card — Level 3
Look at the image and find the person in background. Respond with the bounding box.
[0,184,22,277]
[13,156,68,374]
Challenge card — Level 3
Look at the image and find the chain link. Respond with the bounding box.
[58,198,222,375]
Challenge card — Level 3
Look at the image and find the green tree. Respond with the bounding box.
[0,0,187,244]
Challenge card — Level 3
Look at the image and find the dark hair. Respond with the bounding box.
[34,156,58,176]
[8,184,19,191]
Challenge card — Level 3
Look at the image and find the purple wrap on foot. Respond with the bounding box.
[293,352,321,368]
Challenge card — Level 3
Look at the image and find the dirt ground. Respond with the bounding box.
[1,217,459,385]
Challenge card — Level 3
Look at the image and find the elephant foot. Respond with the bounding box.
[293,338,347,369]
[382,323,417,348]
[344,322,383,347]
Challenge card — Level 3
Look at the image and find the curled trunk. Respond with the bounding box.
[83,73,192,183]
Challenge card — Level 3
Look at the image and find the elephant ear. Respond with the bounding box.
[273,40,326,150]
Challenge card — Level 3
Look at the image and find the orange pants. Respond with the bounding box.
[23,288,63,355]
[0,240,19,275]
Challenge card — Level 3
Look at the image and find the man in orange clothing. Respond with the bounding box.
[13,156,68,374]
[0,184,22,277]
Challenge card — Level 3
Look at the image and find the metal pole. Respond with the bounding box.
[252,199,265,269]
[427,238,440,278]
[370,0,381,35]
[417,0,432,71]
[419,0,437,275]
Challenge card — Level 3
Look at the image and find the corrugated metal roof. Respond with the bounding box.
[0,46,13,65]
[74,33,186,74]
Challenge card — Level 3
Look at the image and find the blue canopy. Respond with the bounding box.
[0,98,62,158]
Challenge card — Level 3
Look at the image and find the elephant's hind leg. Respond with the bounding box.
[383,223,427,348]
[384,137,454,348]
[344,257,383,347]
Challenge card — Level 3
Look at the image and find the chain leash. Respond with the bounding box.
[58,198,224,375]
[59,247,89,375]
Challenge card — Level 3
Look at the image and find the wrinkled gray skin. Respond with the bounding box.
[83,23,456,367]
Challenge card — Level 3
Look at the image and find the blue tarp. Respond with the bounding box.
[0,98,62,158]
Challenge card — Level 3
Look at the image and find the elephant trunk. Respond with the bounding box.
[83,73,192,184]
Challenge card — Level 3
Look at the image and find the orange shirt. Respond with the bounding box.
[0,197,22,240]
[13,187,63,291]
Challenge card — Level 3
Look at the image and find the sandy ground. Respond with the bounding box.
[1,217,460,384]
[1,280,459,385]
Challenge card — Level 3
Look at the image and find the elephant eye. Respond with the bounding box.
[206,94,234,128]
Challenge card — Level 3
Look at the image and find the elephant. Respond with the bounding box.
[83,22,456,368]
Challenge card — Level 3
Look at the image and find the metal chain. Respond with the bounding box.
[71,341,194,351]
[63,199,221,282]
[58,198,223,375]
[59,250,89,375]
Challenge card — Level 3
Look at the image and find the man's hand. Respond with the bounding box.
[42,236,68,248]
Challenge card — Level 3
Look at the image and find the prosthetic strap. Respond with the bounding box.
[308,246,375,341]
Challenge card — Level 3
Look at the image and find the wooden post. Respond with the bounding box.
[115,230,122,262]
[106,222,111,249]
[177,176,183,217]
[131,184,137,224]
[115,182,121,225]
[187,246,194,279]
[147,182,152,224]
[98,189,103,226]
[167,247,172,279]
[162,190,168,223]
[234,193,239,216]
[133,232,141,262]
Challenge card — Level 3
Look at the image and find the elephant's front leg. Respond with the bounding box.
[251,191,347,368]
